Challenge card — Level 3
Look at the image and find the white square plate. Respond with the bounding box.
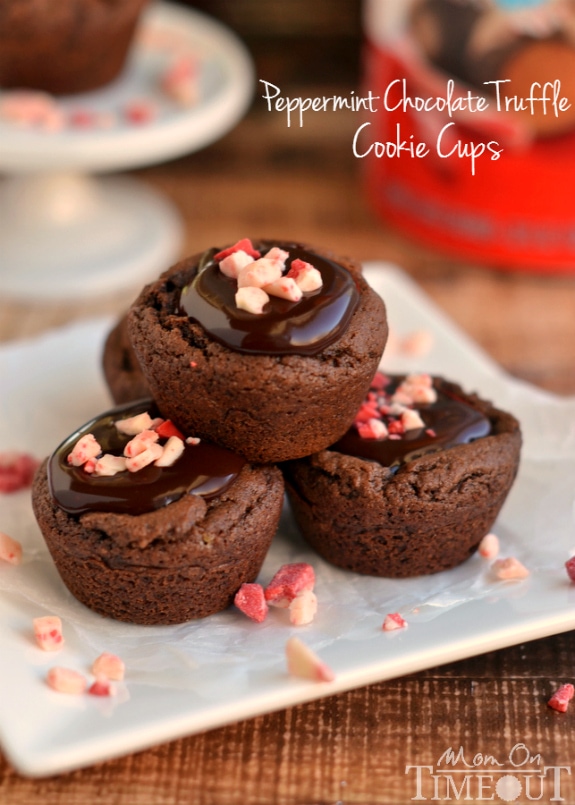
[1,263,574,777]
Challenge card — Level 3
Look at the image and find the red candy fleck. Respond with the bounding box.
[387,419,405,436]
[547,683,574,713]
[0,452,40,493]
[370,372,390,390]
[88,676,114,697]
[565,557,575,582]
[125,100,156,125]
[214,238,261,262]
[234,583,268,623]
[382,612,407,631]
[265,563,315,606]
[155,420,184,441]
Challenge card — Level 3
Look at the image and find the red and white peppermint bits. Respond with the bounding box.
[46,667,87,695]
[88,676,115,697]
[264,563,316,609]
[0,532,23,565]
[565,556,575,582]
[285,637,335,683]
[547,683,574,713]
[382,612,407,632]
[288,589,318,627]
[0,451,40,493]
[234,583,269,623]
[491,557,530,580]
[68,409,199,478]
[213,240,323,315]
[92,652,125,681]
[33,616,64,652]
[478,533,500,560]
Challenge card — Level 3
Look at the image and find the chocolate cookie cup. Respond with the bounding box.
[32,400,284,625]
[282,374,521,578]
[103,314,150,405]
[0,0,149,95]
[127,239,388,464]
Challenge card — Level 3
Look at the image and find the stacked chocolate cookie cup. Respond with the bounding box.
[33,239,521,625]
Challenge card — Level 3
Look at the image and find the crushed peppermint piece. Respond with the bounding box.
[92,652,125,681]
[286,259,323,292]
[285,637,335,682]
[399,330,434,357]
[357,419,388,440]
[154,435,185,467]
[392,373,437,405]
[0,532,23,565]
[219,250,253,279]
[0,452,40,493]
[0,90,64,131]
[288,589,318,626]
[46,667,87,695]
[155,420,184,441]
[88,676,115,697]
[382,612,407,631]
[401,408,425,431]
[161,54,198,107]
[67,434,101,467]
[235,286,270,315]
[186,436,201,445]
[491,556,530,580]
[265,563,315,607]
[237,257,283,289]
[214,239,261,262]
[92,454,128,477]
[478,533,500,559]
[125,443,163,472]
[115,412,154,436]
[264,277,303,302]
[123,429,160,458]
[234,583,268,623]
[547,683,574,713]
[124,100,156,125]
[33,616,64,652]
[565,556,575,582]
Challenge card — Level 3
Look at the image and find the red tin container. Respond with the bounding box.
[362,0,575,272]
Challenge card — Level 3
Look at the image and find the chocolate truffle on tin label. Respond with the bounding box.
[410,0,575,137]
[0,0,149,95]
[127,239,388,464]
[283,373,522,578]
[32,400,284,625]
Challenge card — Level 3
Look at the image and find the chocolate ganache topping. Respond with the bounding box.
[332,374,491,470]
[178,241,360,355]
[48,400,246,516]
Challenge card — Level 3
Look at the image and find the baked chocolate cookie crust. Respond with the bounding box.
[127,240,388,463]
[33,461,283,625]
[102,314,150,405]
[282,378,521,578]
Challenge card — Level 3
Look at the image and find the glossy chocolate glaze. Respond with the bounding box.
[48,400,246,516]
[332,379,491,470]
[178,242,360,355]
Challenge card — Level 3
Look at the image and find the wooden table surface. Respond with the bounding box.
[2,7,575,802]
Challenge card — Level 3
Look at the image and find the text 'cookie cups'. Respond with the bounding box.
[127,239,388,464]
[32,400,284,625]
[282,374,522,578]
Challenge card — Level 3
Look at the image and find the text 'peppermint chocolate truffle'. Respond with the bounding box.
[127,239,389,463]
[283,373,521,578]
[32,400,284,625]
